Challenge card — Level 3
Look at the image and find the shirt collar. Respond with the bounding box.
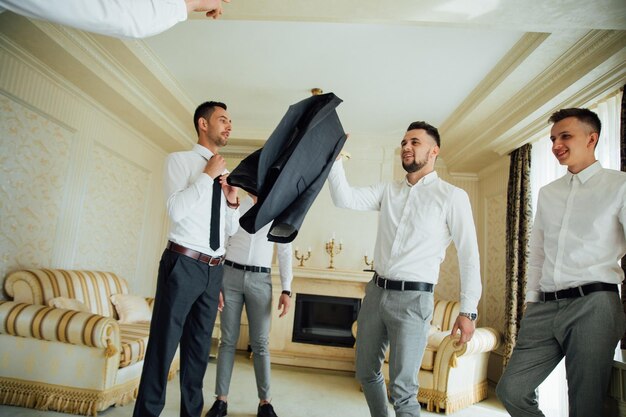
[566,160,602,184]
[192,143,215,161]
[405,170,438,187]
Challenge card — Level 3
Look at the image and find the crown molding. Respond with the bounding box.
[439,32,549,134]
[478,154,510,178]
[492,59,626,155]
[444,29,626,168]
[124,40,197,112]
[22,18,194,152]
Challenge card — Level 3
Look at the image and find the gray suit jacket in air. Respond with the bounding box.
[227,92,347,243]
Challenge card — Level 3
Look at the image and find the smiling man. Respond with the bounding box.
[496,108,626,417]
[327,121,481,417]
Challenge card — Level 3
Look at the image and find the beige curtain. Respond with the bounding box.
[503,143,532,366]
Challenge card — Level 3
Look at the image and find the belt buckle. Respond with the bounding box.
[577,286,585,297]
[400,280,405,291]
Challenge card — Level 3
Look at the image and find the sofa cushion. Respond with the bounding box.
[111,294,152,324]
[48,296,90,312]
[118,322,150,368]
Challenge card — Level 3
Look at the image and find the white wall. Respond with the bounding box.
[0,39,168,298]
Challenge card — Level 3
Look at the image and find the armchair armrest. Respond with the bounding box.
[434,327,501,368]
[0,300,121,357]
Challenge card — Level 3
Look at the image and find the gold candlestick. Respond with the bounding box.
[364,255,375,271]
[325,238,343,269]
[295,248,311,267]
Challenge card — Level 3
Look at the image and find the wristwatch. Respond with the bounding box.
[459,312,478,321]
[281,290,292,298]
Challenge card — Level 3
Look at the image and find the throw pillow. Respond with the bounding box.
[48,296,90,312]
[110,294,152,324]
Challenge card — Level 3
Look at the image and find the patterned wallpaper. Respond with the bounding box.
[73,144,151,282]
[484,194,507,335]
[0,94,73,290]
[0,47,167,299]
[436,245,460,302]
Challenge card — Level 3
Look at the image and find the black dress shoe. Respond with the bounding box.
[257,403,278,417]
[205,399,228,417]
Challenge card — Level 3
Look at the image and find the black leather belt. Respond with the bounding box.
[166,241,224,266]
[540,282,618,302]
[224,260,271,274]
[373,273,433,292]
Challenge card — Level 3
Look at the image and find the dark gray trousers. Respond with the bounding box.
[497,290,625,417]
[133,249,223,417]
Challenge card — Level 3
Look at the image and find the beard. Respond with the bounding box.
[402,154,428,173]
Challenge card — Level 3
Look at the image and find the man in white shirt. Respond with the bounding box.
[0,0,229,39]
[327,121,482,417]
[134,101,240,417]
[496,108,626,417]
[206,193,293,417]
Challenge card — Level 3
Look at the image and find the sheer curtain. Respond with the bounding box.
[528,90,623,417]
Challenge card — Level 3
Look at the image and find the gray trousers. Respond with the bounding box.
[496,290,625,417]
[215,265,273,400]
[355,280,434,417]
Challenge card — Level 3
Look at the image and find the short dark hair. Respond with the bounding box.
[407,121,440,147]
[548,108,601,136]
[193,101,227,134]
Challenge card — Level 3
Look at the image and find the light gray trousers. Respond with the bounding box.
[355,280,434,417]
[496,290,625,417]
[215,265,273,400]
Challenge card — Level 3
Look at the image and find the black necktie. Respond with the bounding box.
[210,177,221,250]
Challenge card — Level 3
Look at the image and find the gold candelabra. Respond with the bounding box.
[364,255,375,271]
[294,247,311,267]
[325,238,342,269]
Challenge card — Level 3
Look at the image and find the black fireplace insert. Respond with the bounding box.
[292,293,361,348]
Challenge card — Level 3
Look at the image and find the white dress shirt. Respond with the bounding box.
[328,160,482,314]
[225,196,294,292]
[165,144,239,256]
[526,161,626,302]
[0,0,187,39]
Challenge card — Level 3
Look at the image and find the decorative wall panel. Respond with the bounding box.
[0,94,73,293]
[73,144,150,281]
[484,194,507,335]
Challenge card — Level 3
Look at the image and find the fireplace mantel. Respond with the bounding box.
[264,267,372,371]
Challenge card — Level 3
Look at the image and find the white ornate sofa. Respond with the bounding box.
[355,298,501,414]
[0,268,179,416]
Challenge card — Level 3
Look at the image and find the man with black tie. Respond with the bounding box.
[133,101,241,417]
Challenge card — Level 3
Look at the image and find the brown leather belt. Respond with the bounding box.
[373,272,433,292]
[166,241,224,266]
[540,282,618,302]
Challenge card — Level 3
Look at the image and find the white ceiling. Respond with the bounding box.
[1,1,625,172]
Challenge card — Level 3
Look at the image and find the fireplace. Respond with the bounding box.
[292,293,361,348]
